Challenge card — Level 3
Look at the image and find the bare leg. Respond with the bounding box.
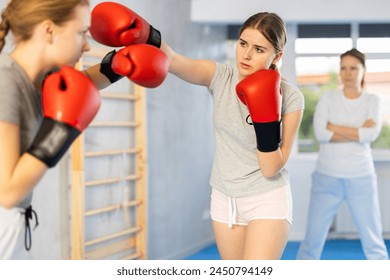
[212,220,247,260]
[243,219,290,260]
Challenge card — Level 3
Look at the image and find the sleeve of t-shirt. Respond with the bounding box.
[0,72,21,125]
[281,81,305,115]
[208,62,232,96]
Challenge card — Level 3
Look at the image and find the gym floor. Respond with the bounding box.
[186,239,390,260]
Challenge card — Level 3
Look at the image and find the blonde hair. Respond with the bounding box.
[0,0,89,52]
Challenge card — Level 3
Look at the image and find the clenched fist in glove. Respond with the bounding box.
[28,67,101,167]
[90,1,161,48]
[236,70,282,152]
[100,44,168,88]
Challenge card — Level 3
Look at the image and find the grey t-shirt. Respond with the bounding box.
[0,53,43,209]
[208,62,304,197]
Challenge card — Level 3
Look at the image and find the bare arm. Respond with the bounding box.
[0,122,47,208]
[256,110,303,177]
[161,42,216,87]
[83,64,112,90]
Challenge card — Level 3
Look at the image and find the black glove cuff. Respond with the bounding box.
[253,120,281,152]
[100,50,124,83]
[147,25,161,48]
[27,118,80,167]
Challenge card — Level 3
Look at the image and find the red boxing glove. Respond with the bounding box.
[42,67,101,131]
[90,1,161,48]
[28,67,101,167]
[107,44,168,88]
[236,69,282,152]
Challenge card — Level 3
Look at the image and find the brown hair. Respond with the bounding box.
[0,0,90,52]
[239,12,287,70]
[340,48,366,87]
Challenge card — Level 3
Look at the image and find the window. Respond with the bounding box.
[296,23,390,153]
[296,38,352,54]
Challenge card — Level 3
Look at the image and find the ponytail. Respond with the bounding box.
[0,10,10,53]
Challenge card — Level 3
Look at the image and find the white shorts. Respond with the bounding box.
[0,206,24,259]
[210,185,293,228]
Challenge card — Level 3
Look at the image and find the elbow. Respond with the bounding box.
[315,133,332,143]
[359,136,377,144]
[261,167,280,179]
[314,128,333,143]
[359,135,375,142]
[0,203,15,210]
[0,186,20,209]
[358,129,380,143]
[316,137,330,143]
[0,198,17,209]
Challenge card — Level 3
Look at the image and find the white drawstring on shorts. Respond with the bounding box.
[228,196,237,228]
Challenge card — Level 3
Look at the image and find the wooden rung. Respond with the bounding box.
[85,200,141,217]
[85,148,141,157]
[122,252,141,260]
[85,227,141,247]
[101,93,139,101]
[84,238,136,260]
[85,174,141,187]
[90,121,140,127]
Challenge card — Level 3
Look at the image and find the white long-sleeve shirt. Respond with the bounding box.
[314,90,381,178]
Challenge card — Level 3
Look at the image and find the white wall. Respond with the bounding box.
[191,0,390,23]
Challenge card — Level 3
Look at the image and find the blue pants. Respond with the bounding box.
[297,171,388,260]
